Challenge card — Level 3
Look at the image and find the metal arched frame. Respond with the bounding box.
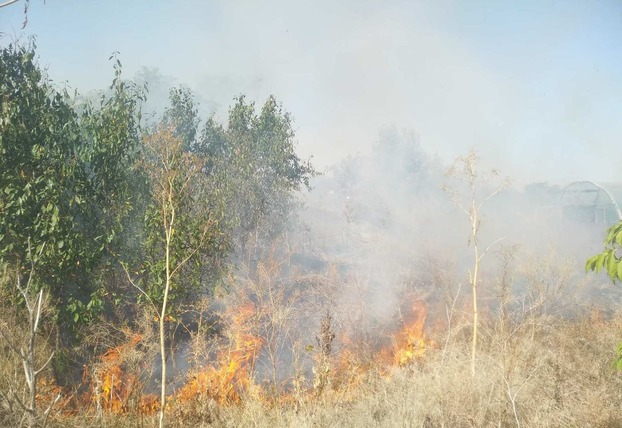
[561,181,622,225]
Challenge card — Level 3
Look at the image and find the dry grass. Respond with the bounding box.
[4,248,622,428]
[53,311,622,428]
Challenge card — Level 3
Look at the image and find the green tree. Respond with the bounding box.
[161,86,200,152]
[198,95,316,255]
[586,220,622,369]
[0,42,143,332]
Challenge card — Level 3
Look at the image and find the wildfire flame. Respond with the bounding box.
[175,302,264,405]
[65,296,430,417]
[392,299,429,366]
[84,332,155,415]
[332,297,431,398]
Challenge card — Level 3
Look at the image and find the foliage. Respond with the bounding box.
[0,41,143,328]
[197,95,317,253]
[161,86,199,152]
[586,221,622,371]
[138,126,215,310]
[585,221,622,282]
[373,126,442,195]
[138,126,219,428]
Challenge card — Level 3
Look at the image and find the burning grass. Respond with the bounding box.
[174,301,264,406]
[44,308,622,428]
[4,251,622,428]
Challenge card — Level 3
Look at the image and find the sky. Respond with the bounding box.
[2,0,622,186]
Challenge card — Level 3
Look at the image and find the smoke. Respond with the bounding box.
[4,1,621,184]
[3,0,622,397]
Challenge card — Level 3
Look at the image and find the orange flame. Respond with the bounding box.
[66,297,432,417]
[331,298,431,399]
[83,332,156,415]
[175,302,264,405]
[391,299,429,366]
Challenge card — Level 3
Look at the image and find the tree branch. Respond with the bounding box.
[122,264,157,313]
[0,0,20,9]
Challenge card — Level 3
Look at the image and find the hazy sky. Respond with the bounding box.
[2,0,621,185]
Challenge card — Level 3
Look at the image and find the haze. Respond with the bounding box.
[2,0,621,185]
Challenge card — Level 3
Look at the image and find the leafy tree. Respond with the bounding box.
[1,41,93,319]
[586,221,622,282]
[161,86,200,152]
[373,126,442,195]
[198,95,316,255]
[0,42,143,332]
[137,126,218,309]
[586,219,622,370]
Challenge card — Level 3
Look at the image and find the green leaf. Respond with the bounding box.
[594,253,607,273]
[607,251,618,279]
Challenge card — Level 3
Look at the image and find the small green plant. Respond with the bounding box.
[586,221,622,282]
[587,222,622,374]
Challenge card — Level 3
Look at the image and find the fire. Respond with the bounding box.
[331,298,431,399]
[175,301,264,405]
[65,296,431,418]
[36,375,70,414]
[85,332,155,415]
[391,299,429,366]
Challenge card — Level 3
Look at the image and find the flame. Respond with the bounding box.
[83,332,156,415]
[35,375,70,415]
[60,296,432,418]
[175,302,264,405]
[327,298,431,401]
[391,299,429,366]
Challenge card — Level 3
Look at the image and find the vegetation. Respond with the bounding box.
[0,42,143,336]
[443,150,509,376]
[586,221,622,282]
[1,40,621,428]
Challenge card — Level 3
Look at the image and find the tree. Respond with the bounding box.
[443,150,509,376]
[0,42,143,336]
[197,95,316,256]
[586,221,622,282]
[161,86,200,152]
[586,219,622,370]
[137,126,214,428]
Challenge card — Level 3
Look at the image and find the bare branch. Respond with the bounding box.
[33,289,43,333]
[477,179,510,212]
[34,350,55,376]
[122,264,157,313]
[41,393,61,428]
[0,0,20,8]
[9,388,28,414]
[0,322,24,359]
[478,236,507,263]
